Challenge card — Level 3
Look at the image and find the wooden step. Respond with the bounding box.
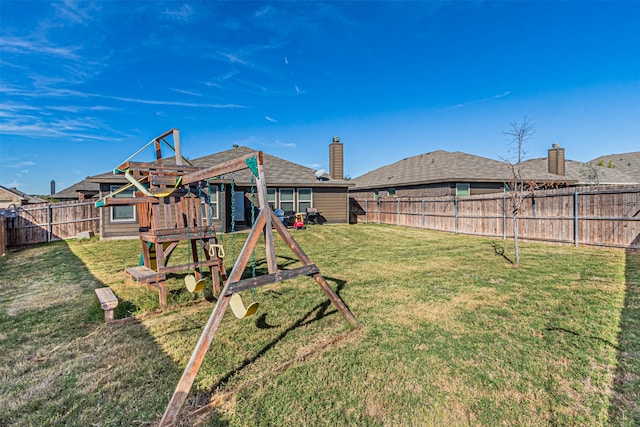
[125,266,165,283]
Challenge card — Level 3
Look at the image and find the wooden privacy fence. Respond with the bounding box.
[0,217,6,256]
[4,200,100,247]
[351,186,640,250]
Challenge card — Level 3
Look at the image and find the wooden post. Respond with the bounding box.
[502,193,507,240]
[159,211,267,426]
[255,155,278,274]
[47,204,52,242]
[173,129,183,166]
[574,190,579,247]
[365,200,368,224]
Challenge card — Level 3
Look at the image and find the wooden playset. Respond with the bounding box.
[95,129,357,425]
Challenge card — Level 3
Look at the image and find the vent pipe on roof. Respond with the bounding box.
[548,143,565,176]
[329,137,344,180]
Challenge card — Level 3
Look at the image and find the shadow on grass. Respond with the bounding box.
[0,240,230,426]
[608,241,640,426]
[206,276,348,392]
[491,242,514,264]
[544,326,620,350]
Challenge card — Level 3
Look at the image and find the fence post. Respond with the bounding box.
[574,190,579,247]
[502,193,507,240]
[454,197,458,234]
[365,200,368,224]
[378,199,381,225]
[0,217,6,256]
[421,198,424,229]
[397,199,400,226]
[47,204,53,242]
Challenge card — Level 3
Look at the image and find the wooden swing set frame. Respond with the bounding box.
[96,129,357,425]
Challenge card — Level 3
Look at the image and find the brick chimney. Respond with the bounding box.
[329,137,344,180]
[548,143,565,176]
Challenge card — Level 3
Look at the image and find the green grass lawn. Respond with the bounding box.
[0,224,638,426]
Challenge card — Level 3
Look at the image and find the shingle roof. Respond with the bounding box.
[351,150,570,190]
[51,180,100,199]
[589,152,640,183]
[88,146,351,187]
[191,146,350,186]
[0,185,47,203]
[521,158,636,185]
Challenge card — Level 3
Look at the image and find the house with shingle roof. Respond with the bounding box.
[588,152,640,183]
[0,185,47,210]
[51,180,100,201]
[349,147,575,199]
[521,158,636,185]
[88,142,352,239]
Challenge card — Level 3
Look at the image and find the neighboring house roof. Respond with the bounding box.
[0,185,47,204]
[351,150,572,190]
[521,158,636,185]
[88,145,352,188]
[51,180,100,199]
[589,152,640,183]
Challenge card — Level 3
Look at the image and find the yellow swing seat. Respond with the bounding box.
[185,275,206,293]
[229,293,259,319]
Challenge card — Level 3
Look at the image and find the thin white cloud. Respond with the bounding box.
[205,71,240,89]
[265,116,278,123]
[52,0,100,25]
[262,139,296,149]
[48,105,118,113]
[4,161,36,168]
[439,91,512,112]
[0,36,80,60]
[255,5,272,18]
[168,87,203,97]
[217,51,250,66]
[162,4,195,22]
[92,94,245,109]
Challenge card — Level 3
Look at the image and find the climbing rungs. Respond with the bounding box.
[225,264,320,295]
[125,266,165,283]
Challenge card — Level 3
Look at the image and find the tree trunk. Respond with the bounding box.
[513,214,520,267]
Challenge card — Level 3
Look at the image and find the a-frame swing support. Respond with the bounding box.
[158,153,357,426]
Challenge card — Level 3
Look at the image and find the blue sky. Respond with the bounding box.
[1,1,639,195]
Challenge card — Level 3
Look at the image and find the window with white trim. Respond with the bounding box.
[267,188,276,210]
[279,188,294,212]
[110,185,136,222]
[298,188,312,212]
[200,186,218,223]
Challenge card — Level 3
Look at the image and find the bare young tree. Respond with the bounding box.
[502,117,536,267]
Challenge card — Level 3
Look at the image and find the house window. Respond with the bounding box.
[110,185,136,222]
[298,188,312,212]
[279,188,294,212]
[374,190,379,199]
[388,188,396,196]
[456,183,470,196]
[201,186,218,222]
[267,188,276,210]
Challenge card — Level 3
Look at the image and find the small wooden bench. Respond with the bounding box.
[95,287,118,322]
